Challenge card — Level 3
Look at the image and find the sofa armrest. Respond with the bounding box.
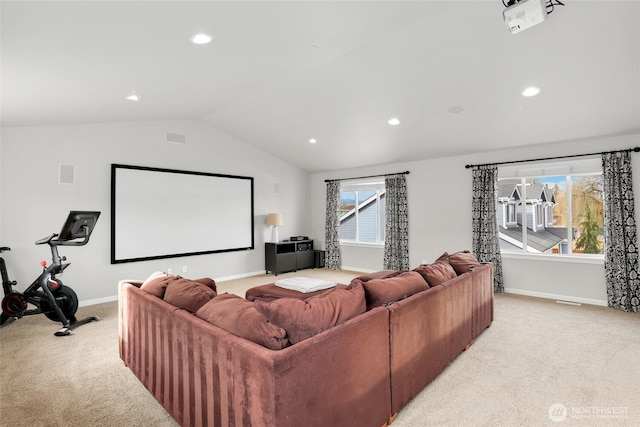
[471,262,494,337]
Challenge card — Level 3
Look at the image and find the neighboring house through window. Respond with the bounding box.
[498,158,604,256]
[339,181,385,244]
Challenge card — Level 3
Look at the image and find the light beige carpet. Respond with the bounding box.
[1,269,639,427]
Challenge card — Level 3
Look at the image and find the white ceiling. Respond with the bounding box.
[2,1,639,172]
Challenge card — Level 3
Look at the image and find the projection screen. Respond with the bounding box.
[111,164,254,263]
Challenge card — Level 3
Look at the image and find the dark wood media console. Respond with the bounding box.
[265,240,314,275]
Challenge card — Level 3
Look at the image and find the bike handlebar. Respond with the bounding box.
[35,227,92,247]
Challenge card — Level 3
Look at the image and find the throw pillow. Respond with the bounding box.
[140,271,173,298]
[164,278,217,313]
[196,293,288,350]
[413,262,457,287]
[359,271,428,309]
[447,250,481,275]
[254,280,366,344]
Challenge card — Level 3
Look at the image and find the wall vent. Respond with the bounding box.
[59,164,75,184]
[165,132,186,144]
[273,182,280,195]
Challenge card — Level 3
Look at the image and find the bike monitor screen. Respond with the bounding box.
[58,211,101,241]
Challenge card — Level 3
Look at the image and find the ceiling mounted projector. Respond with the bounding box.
[504,0,548,34]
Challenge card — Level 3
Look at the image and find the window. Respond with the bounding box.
[507,204,516,223]
[338,181,385,244]
[498,159,604,256]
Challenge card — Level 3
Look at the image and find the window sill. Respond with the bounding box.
[501,251,604,265]
[340,241,384,249]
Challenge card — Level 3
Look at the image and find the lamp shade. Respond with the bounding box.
[266,213,283,226]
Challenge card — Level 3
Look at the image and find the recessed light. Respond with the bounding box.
[125,94,141,101]
[309,138,317,144]
[190,33,213,45]
[387,117,400,126]
[522,86,541,97]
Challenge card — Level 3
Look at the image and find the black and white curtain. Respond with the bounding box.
[383,174,409,271]
[471,164,504,293]
[325,180,342,270]
[603,151,640,312]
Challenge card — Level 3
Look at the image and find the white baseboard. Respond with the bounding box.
[215,270,267,282]
[341,266,374,274]
[79,271,267,307]
[79,295,119,307]
[504,287,607,307]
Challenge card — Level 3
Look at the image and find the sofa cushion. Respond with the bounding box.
[140,271,173,298]
[254,280,366,344]
[447,251,481,275]
[434,252,449,263]
[193,277,217,293]
[355,270,402,282]
[164,278,217,313]
[359,271,428,309]
[195,293,288,350]
[413,262,457,287]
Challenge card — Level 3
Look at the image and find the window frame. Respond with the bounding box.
[497,158,604,260]
[338,181,386,246]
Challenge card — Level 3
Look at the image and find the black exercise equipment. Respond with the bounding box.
[1,211,101,336]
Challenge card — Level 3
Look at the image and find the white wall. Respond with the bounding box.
[0,120,311,304]
[311,133,640,306]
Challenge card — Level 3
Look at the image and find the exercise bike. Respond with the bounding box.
[0,211,101,336]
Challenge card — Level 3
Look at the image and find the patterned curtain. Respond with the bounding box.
[471,165,504,293]
[325,180,342,270]
[383,174,409,271]
[603,151,640,312]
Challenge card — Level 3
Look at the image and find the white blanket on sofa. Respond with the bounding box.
[274,277,337,293]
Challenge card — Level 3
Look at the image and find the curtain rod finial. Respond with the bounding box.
[634,147,640,153]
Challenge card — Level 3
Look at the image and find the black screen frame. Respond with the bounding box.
[110,164,254,264]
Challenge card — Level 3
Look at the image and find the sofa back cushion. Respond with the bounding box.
[140,272,217,298]
[254,280,366,344]
[193,277,217,293]
[413,262,457,287]
[355,270,402,282]
[163,278,217,313]
[359,271,428,310]
[447,250,481,275]
[140,271,172,297]
[196,293,288,350]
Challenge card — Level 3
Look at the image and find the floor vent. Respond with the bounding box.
[556,300,581,306]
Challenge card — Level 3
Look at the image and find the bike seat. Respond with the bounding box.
[0,247,10,253]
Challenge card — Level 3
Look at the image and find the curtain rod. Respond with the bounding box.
[465,147,640,169]
[324,170,409,183]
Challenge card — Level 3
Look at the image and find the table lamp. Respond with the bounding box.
[266,213,283,243]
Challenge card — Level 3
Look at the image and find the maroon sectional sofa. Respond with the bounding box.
[119,256,493,427]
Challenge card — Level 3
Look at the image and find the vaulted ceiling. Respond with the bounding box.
[2,1,639,172]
